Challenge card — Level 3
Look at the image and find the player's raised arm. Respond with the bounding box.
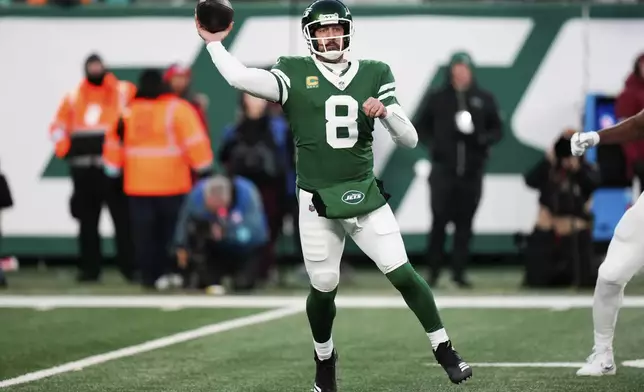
[197,20,281,103]
[571,109,644,156]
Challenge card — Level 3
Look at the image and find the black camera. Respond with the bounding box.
[553,136,574,171]
[554,136,572,160]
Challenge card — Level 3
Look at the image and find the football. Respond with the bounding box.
[196,0,234,34]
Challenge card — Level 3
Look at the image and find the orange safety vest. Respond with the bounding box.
[103,95,214,196]
[50,73,136,162]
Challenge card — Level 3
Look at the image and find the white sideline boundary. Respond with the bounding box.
[4,295,644,309]
[0,306,303,389]
[426,362,588,368]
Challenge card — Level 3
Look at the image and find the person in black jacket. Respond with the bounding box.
[522,132,600,288]
[414,51,503,288]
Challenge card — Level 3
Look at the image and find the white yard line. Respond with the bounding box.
[426,362,587,368]
[4,295,644,309]
[467,362,586,368]
[0,306,303,389]
[622,359,644,368]
[427,361,644,369]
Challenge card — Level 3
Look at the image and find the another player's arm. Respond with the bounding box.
[374,63,418,149]
[595,109,644,144]
[571,109,644,156]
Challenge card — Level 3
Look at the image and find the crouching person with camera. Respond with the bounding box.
[522,131,601,288]
[173,174,269,295]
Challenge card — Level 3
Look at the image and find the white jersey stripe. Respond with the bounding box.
[378,82,395,94]
[271,72,289,105]
[271,69,291,88]
[378,91,396,102]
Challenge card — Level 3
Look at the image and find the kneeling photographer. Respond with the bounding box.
[522,131,601,288]
[173,175,268,295]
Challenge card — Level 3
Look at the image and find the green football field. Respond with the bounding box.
[2,268,644,392]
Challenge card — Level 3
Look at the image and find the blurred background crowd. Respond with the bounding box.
[1,0,644,294]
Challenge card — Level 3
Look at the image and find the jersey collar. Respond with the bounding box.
[312,56,359,91]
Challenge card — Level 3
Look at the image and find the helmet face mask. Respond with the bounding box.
[301,0,354,62]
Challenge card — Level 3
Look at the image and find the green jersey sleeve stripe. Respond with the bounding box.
[271,69,291,88]
[378,91,395,102]
[378,82,395,94]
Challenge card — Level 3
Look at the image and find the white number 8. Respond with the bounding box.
[325,95,359,149]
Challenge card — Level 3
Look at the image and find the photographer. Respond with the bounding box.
[173,175,268,295]
[219,92,291,285]
[522,132,600,288]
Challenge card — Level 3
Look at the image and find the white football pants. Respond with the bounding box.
[297,189,409,292]
[592,191,644,350]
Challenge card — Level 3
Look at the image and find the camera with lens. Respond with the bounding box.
[554,136,573,168]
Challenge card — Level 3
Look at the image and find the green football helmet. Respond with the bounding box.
[301,0,354,61]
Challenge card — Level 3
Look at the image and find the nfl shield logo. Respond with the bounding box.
[309,203,315,212]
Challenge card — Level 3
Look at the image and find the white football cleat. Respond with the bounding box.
[576,349,616,376]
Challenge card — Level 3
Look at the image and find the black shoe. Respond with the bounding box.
[433,341,472,384]
[313,349,338,392]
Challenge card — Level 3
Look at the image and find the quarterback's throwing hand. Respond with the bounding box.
[195,15,233,44]
[363,97,387,119]
[570,131,600,157]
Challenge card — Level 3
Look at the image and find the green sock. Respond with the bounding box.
[386,262,444,333]
[306,286,338,343]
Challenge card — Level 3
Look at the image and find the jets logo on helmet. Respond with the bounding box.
[301,0,354,61]
[319,13,339,21]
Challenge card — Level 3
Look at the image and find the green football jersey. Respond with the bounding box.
[270,56,398,191]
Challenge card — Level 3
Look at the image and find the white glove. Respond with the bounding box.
[455,111,474,134]
[570,131,600,156]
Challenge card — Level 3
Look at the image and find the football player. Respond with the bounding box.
[571,109,644,376]
[197,0,472,390]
